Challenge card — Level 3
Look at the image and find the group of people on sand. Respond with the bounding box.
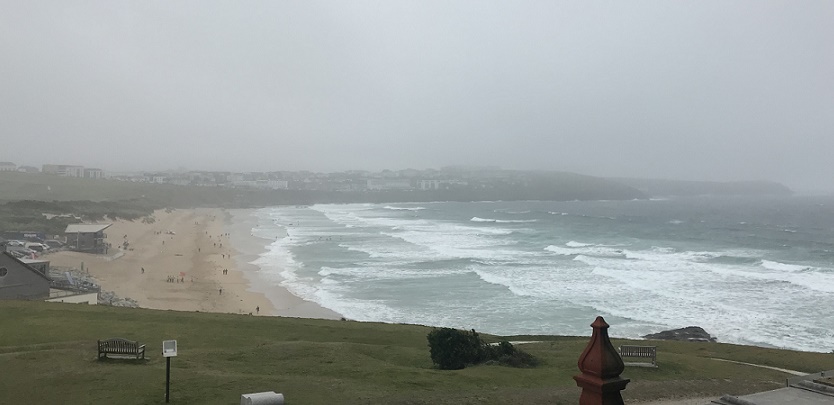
[167,276,186,283]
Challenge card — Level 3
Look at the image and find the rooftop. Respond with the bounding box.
[64,224,112,233]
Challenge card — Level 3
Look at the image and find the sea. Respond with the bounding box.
[246,196,834,353]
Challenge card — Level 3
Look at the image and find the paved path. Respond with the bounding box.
[633,397,714,405]
[710,358,806,376]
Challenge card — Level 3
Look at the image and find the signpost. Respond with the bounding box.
[163,340,177,403]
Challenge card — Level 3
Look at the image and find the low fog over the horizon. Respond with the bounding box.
[1,1,832,192]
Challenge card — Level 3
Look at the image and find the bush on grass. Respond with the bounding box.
[427,328,537,370]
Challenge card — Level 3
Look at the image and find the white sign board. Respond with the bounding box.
[162,340,177,357]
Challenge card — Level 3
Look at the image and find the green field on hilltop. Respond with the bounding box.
[2,301,832,404]
[0,171,242,206]
[0,172,241,235]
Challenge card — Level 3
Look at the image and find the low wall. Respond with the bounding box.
[46,292,98,305]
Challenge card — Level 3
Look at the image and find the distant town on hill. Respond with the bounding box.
[0,162,792,206]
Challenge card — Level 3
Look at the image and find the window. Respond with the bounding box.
[0,267,7,277]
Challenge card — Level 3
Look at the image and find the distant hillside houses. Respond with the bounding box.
[367,179,413,191]
[419,180,441,190]
[42,164,104,179]
[0,162,16,171]
[232,179,289,190]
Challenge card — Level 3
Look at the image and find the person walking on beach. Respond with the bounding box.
[256,306,259,314]
[219,288,223,295]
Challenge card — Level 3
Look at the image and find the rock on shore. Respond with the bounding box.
[643,326,717,342]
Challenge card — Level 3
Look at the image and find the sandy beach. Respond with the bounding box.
[46,207,340,319]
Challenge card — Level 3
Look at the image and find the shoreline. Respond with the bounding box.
[226,208,342,320]
[43,207,338,320]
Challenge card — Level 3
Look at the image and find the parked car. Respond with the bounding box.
[44,240,64,249]
[25,243,46,252]
[7,246,36,256]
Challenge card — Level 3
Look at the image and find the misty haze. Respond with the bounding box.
[2,1,833,192]
[1,2,834,404]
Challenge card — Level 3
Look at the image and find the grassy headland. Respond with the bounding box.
[1,301,832,404]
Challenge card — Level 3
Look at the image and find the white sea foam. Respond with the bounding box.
[566,241,594,247]
[383,206,426,211]
[319,265,461,279]
[545,245,625,257]
[471,268,534,297]
[471,217,537,223]
[760,260,811,272]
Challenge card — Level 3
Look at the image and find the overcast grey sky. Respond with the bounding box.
[1,1,832,190]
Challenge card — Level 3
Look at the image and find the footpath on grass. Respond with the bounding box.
[710,358,805,375]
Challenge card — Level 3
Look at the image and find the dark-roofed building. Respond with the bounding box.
[65,224,111,254]
[0,251,52,300]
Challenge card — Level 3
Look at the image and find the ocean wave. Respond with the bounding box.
[472,269,534,297]
[545,245,625,257]
[566,241,594,247]
[380,230,521,261]
[383,206,426,211]
[319,265,462,279]
[624,250,722,263]
[703,264,834,294]
[760,260,811,272]
[471,217,537,223]
[494,209,531,214]
[339,242,432,260]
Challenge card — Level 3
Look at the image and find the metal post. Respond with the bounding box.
[166,357,171,403]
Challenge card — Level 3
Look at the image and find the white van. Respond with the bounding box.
[25,243,47,252]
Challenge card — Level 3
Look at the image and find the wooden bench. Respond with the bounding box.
[618,345,657,367]
[97,338,146,360]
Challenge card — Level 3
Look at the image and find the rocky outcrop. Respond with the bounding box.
[98,290,139,307]
[643,326,717,342]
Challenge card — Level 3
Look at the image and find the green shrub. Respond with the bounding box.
[488,341,538,368]
[427,328,487,370]
[427,328,537,370]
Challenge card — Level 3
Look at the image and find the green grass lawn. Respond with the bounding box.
[1,301,832,404]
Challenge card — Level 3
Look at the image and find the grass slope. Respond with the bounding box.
[1,301,833,404]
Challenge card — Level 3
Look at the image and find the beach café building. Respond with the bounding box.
[65,224,111,254]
